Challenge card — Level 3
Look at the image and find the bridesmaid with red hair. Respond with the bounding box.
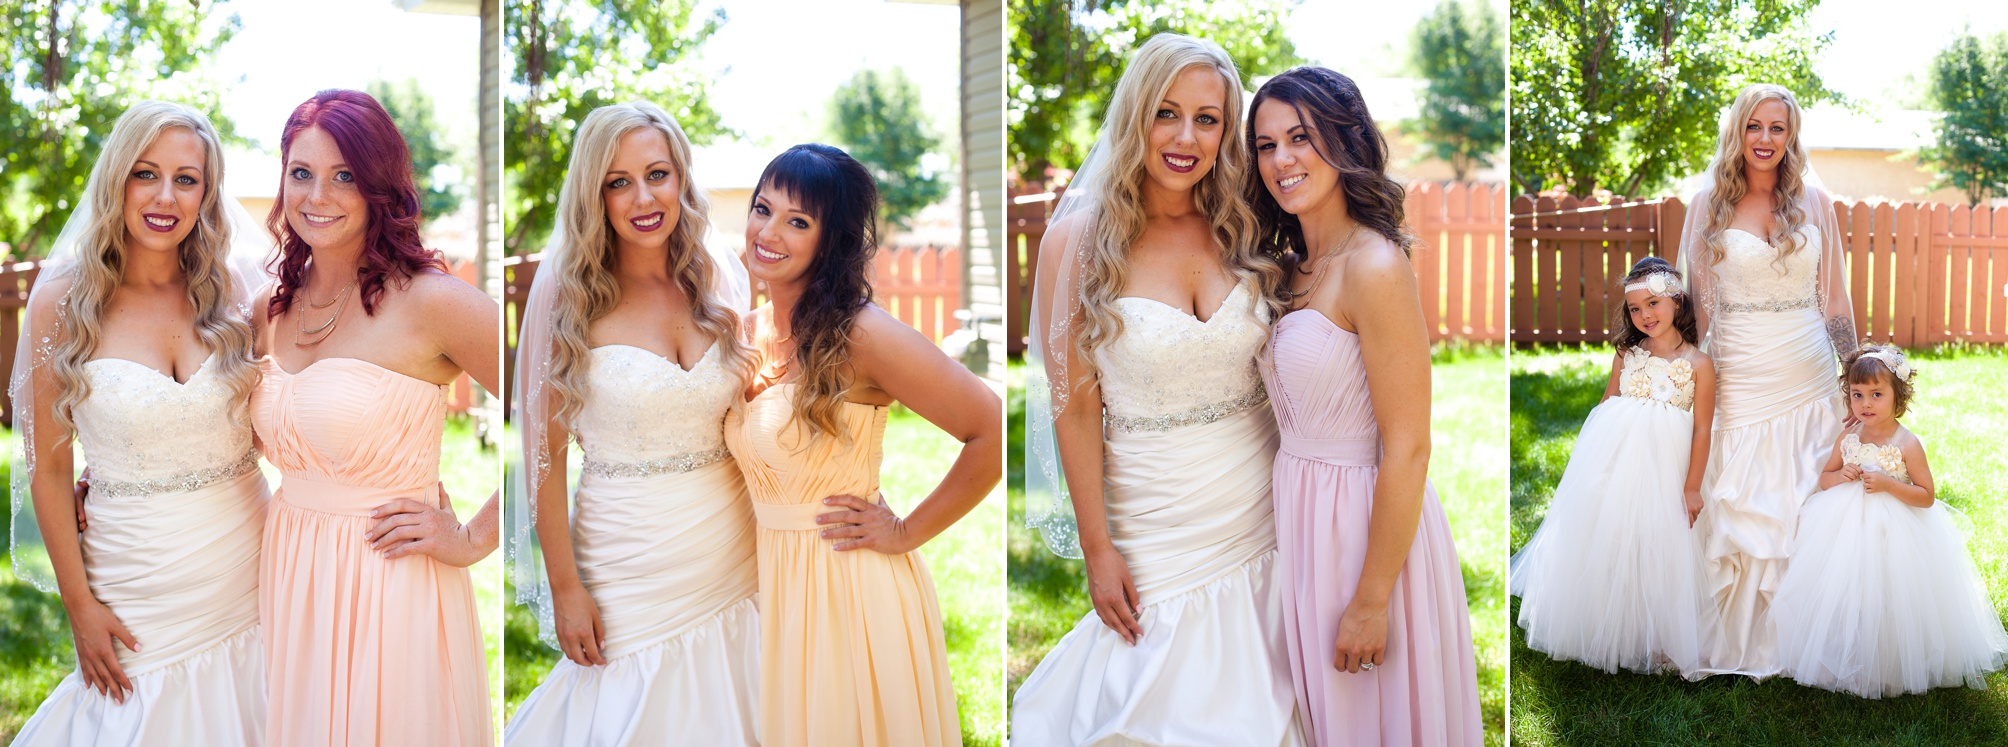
[250,89,500,745]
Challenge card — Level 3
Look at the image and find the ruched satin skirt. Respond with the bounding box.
[504,459,760,745]
[14,469,269,746]
[1011,406,1304,746]
[1699,307,1844,676]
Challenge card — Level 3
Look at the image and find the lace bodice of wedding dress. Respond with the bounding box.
[74,354,256,490]
[1714,226,1821,312]
[1093,280,1270,431]
[573,343,737,473]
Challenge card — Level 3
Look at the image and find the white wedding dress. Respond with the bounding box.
[1011,280,1304,746]
[1510,347,1717,677]
[1774,432,2008,697]
[1696,226,1847,677]
[504,342,760,746]
[13,354,269,746]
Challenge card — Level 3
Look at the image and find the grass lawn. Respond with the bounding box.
[1007,348,1510,746]
[0,415,501,743]
[501,404,1007,746]
[1510,345,2008,746]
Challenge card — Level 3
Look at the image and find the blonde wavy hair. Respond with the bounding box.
[50,101,258,433]
[544,101,755,428]
[1701,84,1811,268]
[1074,33,1283,374]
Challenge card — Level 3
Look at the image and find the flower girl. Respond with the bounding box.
[1773,345,2008,697]
[1510,256,1720,676]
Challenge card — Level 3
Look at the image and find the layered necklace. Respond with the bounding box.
[295,273,359,347]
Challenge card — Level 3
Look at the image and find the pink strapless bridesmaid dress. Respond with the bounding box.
[1258,311,1482,747]
[251,357,493,746]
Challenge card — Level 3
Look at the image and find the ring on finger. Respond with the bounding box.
[1361,661,1376,671]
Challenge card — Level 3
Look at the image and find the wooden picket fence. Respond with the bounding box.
[0,258,484,425]
[502,244,964,403]
[1006,181,1508,356]
[1511,195,2008,346]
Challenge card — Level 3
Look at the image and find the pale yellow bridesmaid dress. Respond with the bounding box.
[723,382,960,747]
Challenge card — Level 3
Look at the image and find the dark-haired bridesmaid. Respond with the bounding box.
[250,88,500,746]
[1247,67,1483,745]
[723,143,1001,746]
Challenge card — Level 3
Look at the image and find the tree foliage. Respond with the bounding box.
[1007,0,1302,185]
[1411,0,1504,181]
[829,68,948,231]
[1510,0,1840,198]
[0,0,241,257]
[1919,31,2008,207]
[506,0,729,254]
[366,79,463,222]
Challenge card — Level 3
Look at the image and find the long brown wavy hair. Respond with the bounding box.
[545,102,755,428]
[51,101,259,433]
[755,144,878,441]
[1245,66,1417,306]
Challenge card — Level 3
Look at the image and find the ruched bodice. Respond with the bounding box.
[1715,227,1820,312]
[75,355,254,486]
[1096,280,1270,426]
[729,384,885,514]
[251,357,445,493]
[574,343,736,464]
[1266,310,1378,461]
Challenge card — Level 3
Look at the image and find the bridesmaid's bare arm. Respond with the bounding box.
[1333,240,1433,674]
[821,306,1001,554]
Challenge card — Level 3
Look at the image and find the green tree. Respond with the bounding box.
[1008,0,1302,185]
[367,79,464,222]
[1,0,241,257]
[506,0,730,254]
[829,68,948,231]
[1510,0,1841,198]
[1411,0,1504,181]
[1919,31,2008,207]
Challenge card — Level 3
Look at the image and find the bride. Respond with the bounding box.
[505,101,760,744]
[10,101,270,745]
[1012,32,1302,745]
[1676,83,1854,677]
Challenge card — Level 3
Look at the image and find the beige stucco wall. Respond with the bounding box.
[1808,149,1978,206]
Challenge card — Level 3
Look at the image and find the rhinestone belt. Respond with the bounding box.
[580,445,732,479]
[1721,297,1816,313]
[1105,388,1268,434]
[92,449,261,499]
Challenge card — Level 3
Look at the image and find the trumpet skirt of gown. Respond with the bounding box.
[12,470,270,747]
[1010,406,1304,747]
[1510,397,1716,677]
[725,387,960,747]
[1774,483,2008,697]
[1699,307,1843,676]
[253,358,493,746]
[504,460,760,746]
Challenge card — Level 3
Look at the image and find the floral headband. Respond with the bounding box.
[1624,271,1683,297]
[1860,348,1912,382]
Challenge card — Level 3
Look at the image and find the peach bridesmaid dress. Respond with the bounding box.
[722,382,960,747]
[251,356,493,746]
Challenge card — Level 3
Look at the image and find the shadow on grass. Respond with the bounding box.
[1509,345,2008,746]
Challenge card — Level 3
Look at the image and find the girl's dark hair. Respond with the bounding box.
[1842,344,1914,418]
[1611,256,1698,350]
[1245,66,1416,297]
[266,89,446,317]
[753,143,878,440]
